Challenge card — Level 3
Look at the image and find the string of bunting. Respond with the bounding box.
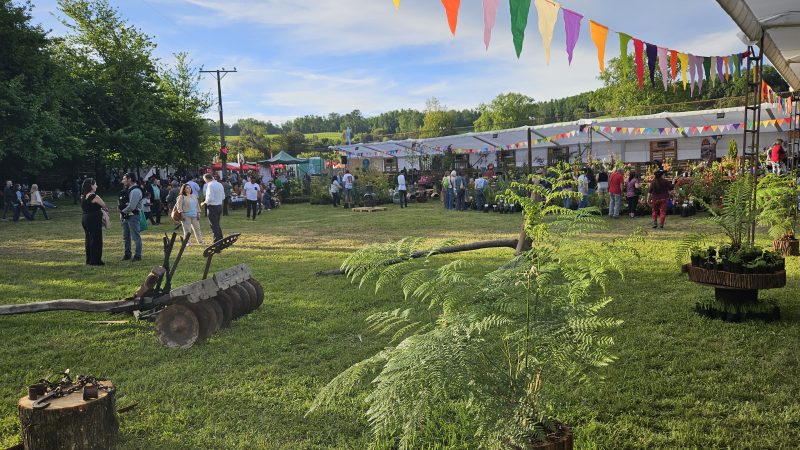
[335,116,797,158]
[392,0,759,95]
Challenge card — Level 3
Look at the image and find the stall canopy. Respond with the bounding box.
[716,0,800,90]
[258,151,309,165]
[332,104,790,158]
[211,162,260,171]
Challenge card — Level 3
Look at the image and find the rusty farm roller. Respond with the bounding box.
[0,232,264,348]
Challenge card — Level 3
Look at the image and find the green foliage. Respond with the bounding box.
[756,174,798,239]
[675,174,757,266]
[474,92,537,131]
[420,98,457,138]
[0,0,84,177]
[309,168,631,448]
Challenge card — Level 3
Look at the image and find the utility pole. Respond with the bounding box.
[201,67,237,180]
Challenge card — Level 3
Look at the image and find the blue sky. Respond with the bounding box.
[29,0,745,124]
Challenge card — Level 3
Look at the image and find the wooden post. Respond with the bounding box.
[18,382,118,450]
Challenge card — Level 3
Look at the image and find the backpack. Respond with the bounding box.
[442,177,449,189]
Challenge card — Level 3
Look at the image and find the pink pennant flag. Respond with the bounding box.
[483,0,500,50]
[657,47,669,91]
[562,8,583,65]
[687,54,696,96]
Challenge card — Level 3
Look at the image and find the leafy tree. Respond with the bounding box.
[271,131,306,155]
[420,97,456,138]
[236,118,271,159]
[56,0,167,170]
[0,0,84,177]
[159,52,213,167]
[474,92,537,131]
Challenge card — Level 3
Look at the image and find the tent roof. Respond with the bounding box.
[717,0,800,90]
[332,104,790,157]
[258,151,309,165]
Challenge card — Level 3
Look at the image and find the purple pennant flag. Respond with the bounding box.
[732,123,741,130]
[716,57,724,83]
[646,43,658,87]
[562,8,583,65]
[694,55,704,93]
[657,46,669,91]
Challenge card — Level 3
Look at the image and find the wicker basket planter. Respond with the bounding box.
[686,265,786,290]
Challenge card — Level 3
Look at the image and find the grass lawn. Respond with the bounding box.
[0,200,798,448]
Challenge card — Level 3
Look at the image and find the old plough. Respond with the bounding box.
[0,232,264,349]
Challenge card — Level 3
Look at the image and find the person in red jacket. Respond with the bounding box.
[608,168,625,218]
[769,139,787,174]
[647,170,673,229]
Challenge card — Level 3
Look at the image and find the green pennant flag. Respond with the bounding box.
[510,0,532,58]
[619,32,632,77]
[703,57,711,83]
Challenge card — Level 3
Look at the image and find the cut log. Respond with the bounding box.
[18,382,118,450]
[316,239,519,276]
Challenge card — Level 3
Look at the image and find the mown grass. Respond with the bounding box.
[0,200,798,449]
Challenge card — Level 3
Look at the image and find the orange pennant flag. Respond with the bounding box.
[441,0,461,35]
[589,21,609,73]
[393,0,400,9]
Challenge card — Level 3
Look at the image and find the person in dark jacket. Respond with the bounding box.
[647,170,674,229]
[2,180,14,220]
[118,173,143,261]
[81,178,107,265]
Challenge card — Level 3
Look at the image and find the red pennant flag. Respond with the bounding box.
[441,0,461,35]
[690,127,697,134]
[633,39,644,90]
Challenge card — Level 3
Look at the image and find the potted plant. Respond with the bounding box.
[308,165,624,448]
[756,174,799,256]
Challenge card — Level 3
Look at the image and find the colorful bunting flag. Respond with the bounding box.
[715,56,724,83]
[619,32,632,76]
[646,43,657,88]
[589,20,608,73]
[703,57,711,83]
[510,0,532,58]
[633,38,644,90]
[562,8,582,65]
[670,50,678,83]
[482,0,500,50]
[723,56,730,81]
[657,47,669,91]
[393,0,400,9]
[694,55,705,94]
[678,52,688,90]
[534,0,561,65]
[441,0,461,35]
[687,54,696,96]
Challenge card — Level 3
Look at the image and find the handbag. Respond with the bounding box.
[101,209,110,228]
[139,210,148,231]
[170,206,183,223]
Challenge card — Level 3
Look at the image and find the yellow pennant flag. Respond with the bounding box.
[534,0,561,65]
[589,21,608,73]
[393,0,400,8]
[678,53,688,90]
[711,125,718,132]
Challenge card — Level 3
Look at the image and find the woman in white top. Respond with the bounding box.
[28,184,49,220]
[175,184,204,245]
[397,169,408,208]
[329,176,341,207]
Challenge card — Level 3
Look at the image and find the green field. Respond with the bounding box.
[0,201,799,448]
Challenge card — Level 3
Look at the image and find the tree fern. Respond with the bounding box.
[756,174,798,239]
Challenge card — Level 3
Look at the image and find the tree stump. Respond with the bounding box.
[18,382,118,450]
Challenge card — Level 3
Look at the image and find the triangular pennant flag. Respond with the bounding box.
[723,56,730,81]
[393,0,400,9]
[657,47,669,91]
[589,21,609,73]
[690,127,698,134]
[619,33,632,77]
[733,53,741,77]
[777,118,785,127]
[633,39,644,90]
[670,50,678,82]
[483,0,500,50]
[688,54,697,96]
[695,54,705,93]
[711,125,718,132]
[534,0,560,65]
[703,57,711,83]
[732,123,740,130]
[710,56,717,86]
[770,119,777,127]
[715,56,724,84]
[703,125,711,132]
[678,127,685,134]
[646,43,658,88]
[562,7,582,65]
[659,128,665,134]
[441,0,461,35]
[678,52,688,90]
[510,0,533,58]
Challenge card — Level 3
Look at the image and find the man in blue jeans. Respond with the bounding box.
[118,173,143,261]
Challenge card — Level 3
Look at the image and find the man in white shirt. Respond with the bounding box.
[243,176,260,221]
[342,169,355,208]
[201,173,225,242]
[397,169,407,209]
[577,168,590,209]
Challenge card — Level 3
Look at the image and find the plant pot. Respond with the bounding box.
[530,423,573,450]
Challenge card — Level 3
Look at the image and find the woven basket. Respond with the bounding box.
[687,266,786,290]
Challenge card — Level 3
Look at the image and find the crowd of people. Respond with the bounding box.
[2,180,52,222]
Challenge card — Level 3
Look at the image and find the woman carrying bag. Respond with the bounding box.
[80,178,107,265]
[174,183,204,245]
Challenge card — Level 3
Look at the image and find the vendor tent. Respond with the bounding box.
[258,151,309,165]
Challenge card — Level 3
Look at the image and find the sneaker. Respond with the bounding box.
[652,222,658,229]
[121,255,131,261]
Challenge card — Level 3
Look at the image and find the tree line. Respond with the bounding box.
[1,0,212,180]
